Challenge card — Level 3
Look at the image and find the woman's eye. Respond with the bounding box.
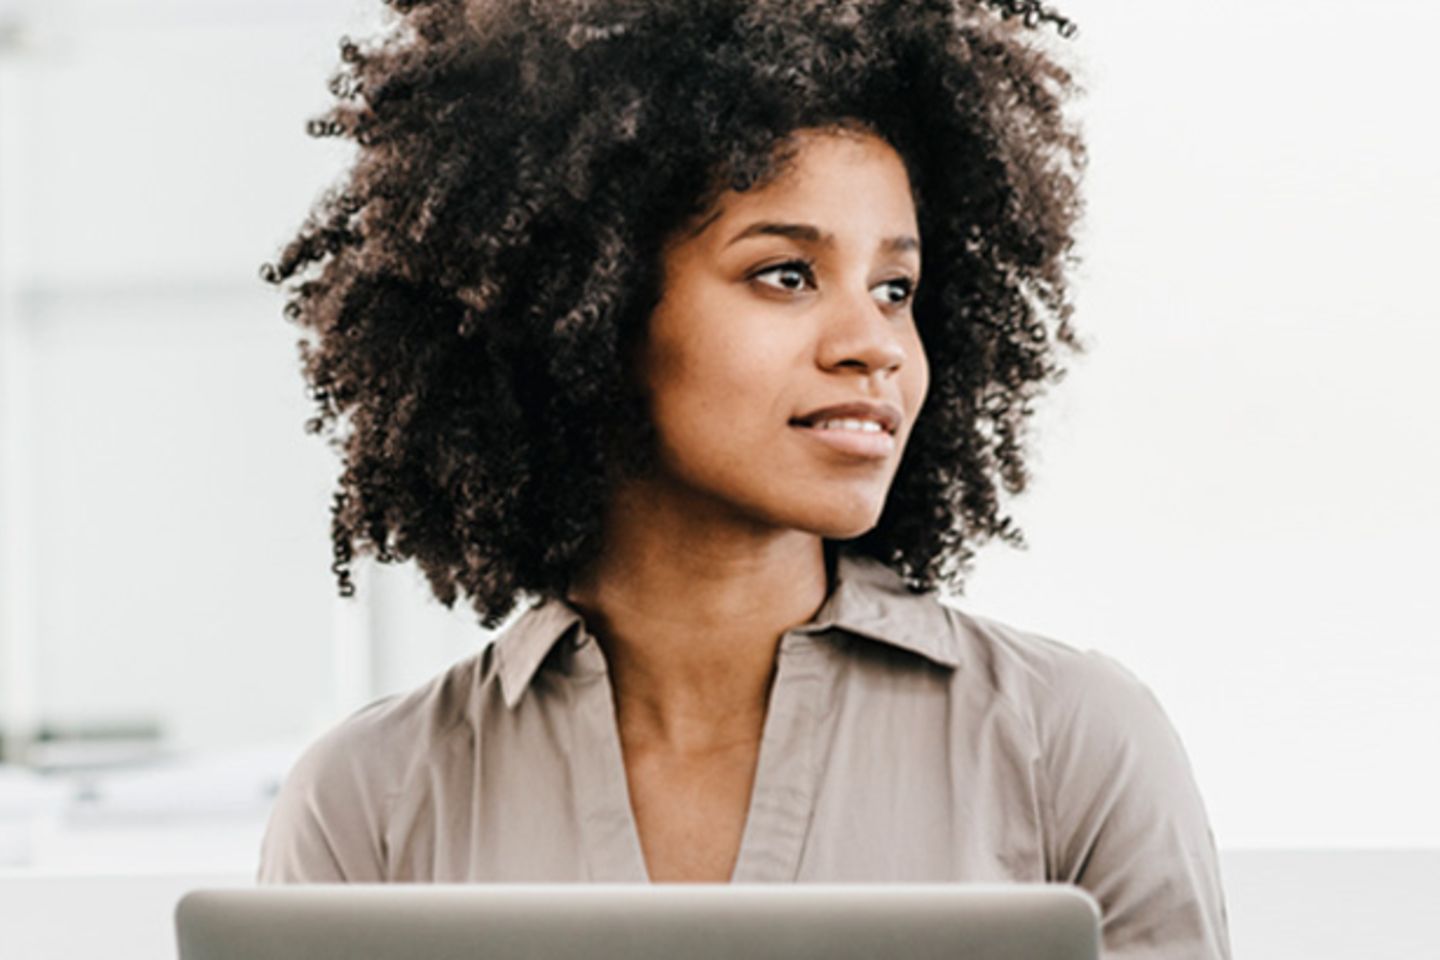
[752,261,815,293]
[871,277,915,306]
[750,262,915,306]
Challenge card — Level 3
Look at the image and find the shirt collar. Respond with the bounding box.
[494,552,962,709]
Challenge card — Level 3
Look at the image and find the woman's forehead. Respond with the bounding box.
[689,131,920,252]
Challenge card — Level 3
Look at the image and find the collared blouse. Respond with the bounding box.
[258,553,1232,959]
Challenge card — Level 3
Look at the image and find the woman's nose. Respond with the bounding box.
[816,287,907,375]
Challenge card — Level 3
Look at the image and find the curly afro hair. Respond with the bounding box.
[262,0,1084,627]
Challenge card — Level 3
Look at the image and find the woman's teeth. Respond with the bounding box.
[812,418,885,433]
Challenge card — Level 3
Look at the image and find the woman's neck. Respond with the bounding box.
[565,479,831,755]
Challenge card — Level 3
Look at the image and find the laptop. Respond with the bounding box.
[176,883,1101,959]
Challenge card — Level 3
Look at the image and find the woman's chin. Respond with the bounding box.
[785,499,887,541]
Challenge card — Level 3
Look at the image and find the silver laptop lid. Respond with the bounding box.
[177,884,1100,960]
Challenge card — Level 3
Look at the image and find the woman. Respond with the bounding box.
[258,0,1232,956]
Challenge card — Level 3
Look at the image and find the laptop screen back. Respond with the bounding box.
[176,884,1100,960]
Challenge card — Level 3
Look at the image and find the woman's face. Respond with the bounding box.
[636,128,929,540]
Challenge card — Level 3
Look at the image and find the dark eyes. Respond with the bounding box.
[751,259,917,307]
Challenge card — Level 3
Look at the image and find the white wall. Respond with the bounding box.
[0,0,1435,857]
[959,0,1440,849]
[0,0,391,754]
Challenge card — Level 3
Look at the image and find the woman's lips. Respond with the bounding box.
[789,419,897,459]
[792,401,902,435]
[788,401,902,461]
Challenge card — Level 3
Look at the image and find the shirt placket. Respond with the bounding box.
[562,631,650,882]
[729,631,828,883]
[562,626,830,885]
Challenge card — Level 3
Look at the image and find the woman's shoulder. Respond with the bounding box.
[258,646,495,882]
[943,604,1156,717]
[937,602,1186,779]
[840,555,1158,727]
[936,599,1229,948]
[939,602,1211,852]
[290,645,493,788]
[284,595,589,792]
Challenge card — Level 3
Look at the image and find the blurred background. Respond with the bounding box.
[0,0,1436,954]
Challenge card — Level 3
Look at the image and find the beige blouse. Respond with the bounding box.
[258,553,1232,959]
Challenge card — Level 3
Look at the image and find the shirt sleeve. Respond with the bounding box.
[256,721,390,884]
[1038,650,1232,960]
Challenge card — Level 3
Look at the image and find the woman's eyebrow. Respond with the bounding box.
[724,220,918,254]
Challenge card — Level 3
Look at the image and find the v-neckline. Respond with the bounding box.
[563,627,830,883]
